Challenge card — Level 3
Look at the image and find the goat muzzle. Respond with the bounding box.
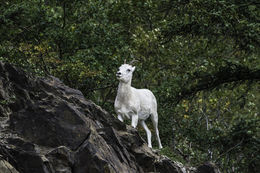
[116,72,121,78]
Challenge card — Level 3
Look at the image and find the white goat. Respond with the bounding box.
[114,62,162,149]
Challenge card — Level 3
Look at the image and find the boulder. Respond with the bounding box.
[0,62,196,173]
[0,158,20,173]
[197,162,220,173]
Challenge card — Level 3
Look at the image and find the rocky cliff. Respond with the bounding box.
[0,62,217,173]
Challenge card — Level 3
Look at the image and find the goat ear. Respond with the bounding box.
[132,66,136,71]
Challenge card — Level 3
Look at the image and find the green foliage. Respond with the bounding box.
[0,0,259,172]
[0,95,16,106]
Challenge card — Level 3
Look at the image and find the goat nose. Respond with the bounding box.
[117,72,121,75]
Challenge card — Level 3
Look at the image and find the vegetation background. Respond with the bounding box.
[0,0,259,172]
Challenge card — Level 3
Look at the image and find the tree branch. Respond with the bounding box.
[175,65,260,104]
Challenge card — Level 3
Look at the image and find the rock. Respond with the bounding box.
[197,162,220,173]
[0,158,20,173]
[46,146,74,173]
[0,61,197,173]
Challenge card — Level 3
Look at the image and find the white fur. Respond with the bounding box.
[114,64,162,149]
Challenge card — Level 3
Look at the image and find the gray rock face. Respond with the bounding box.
[197,162,221,173]
[0,158,20,173]
[0,62,194,173]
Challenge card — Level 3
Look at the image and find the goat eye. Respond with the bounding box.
[127,69,131,72]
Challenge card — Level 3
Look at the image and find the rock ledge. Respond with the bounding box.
[0,62,197,173]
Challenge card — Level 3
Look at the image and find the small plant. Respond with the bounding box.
[0,95,16,105]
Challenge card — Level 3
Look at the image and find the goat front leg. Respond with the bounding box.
[131,114,139,128]
[117,114,124,122]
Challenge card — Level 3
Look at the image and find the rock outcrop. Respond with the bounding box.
[0,158,19,173]
[0,62,196,173]
[197,162,221,173]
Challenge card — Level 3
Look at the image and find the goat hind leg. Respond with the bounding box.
[151,112,163,149]
[140,120,152,148]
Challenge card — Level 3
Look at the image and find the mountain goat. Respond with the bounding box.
[114,61,162,149]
